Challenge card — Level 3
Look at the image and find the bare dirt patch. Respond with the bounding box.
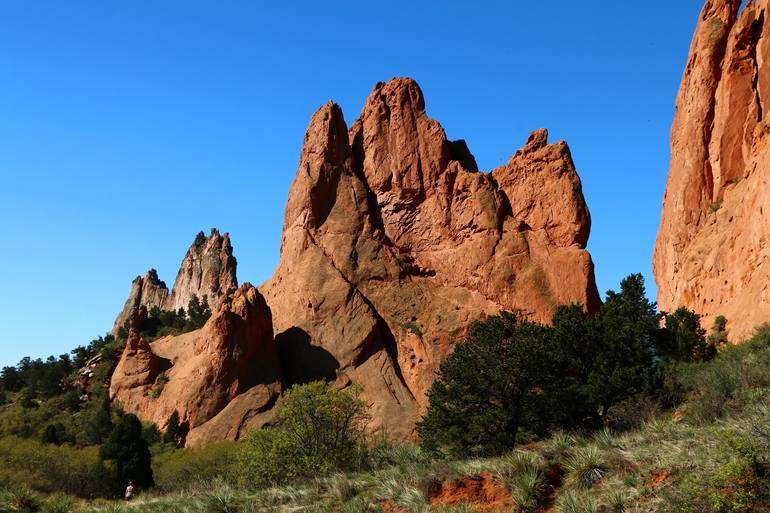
[428,472,514,511]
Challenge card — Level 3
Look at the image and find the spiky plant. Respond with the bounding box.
[556,491,598,513]
[564,446,608,489]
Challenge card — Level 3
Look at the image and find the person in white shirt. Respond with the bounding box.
[125,481,135,502]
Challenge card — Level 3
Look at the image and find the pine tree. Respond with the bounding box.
[100,414,155,489]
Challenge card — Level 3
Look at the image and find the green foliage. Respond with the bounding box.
[153,441,238,492]
[403,322,423,338]
[417,311,553,457]
[100,414,154,490]
[658,307,716,362]
[237,381,369,487]
[84,397,114,445]
[419,274,661,456]
[150,372,169,399]
[564,446,608,489]
[40,423,68,446]
[709,315,729,348]
[660,329,770,423]
[163,410,181,446]
[142,423,161,446]
[138,295,211,341]
[0,436,116,497]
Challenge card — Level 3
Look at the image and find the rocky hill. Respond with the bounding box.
[654,0,770,341]
[110,78,600,444]
[112,229,238,335]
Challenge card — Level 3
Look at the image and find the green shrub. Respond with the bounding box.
[154,441,238,491]
[0,436,116,497]
[237,381,369,488]
[100,414,154,490]
[403,322,423,338]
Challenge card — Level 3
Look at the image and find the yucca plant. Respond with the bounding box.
[606,491,626,513]
[556,491,598,513]
[564,446,608,489]
[41,494,74,513]
[6,489,42,513]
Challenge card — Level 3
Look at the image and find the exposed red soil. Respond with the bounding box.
[645,468,669,489]
[428,472,514,511]
[381,500,409,513]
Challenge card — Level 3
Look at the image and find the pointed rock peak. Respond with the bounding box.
[522,128,549,153]
[143,269,166,287]
[701,0,742,22]
[167,229,239,312]
[303,101,351,163]
[368,77,426,112]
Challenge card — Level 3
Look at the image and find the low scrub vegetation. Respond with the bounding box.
[1,275,770,512]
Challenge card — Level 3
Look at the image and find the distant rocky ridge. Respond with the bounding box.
[111,229,238,335]
[654,0,770,341]
[110,77,600,445]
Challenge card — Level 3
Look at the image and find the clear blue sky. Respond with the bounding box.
[0,1,707,367]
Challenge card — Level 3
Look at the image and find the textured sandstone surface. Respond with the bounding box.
[110,284,281,447]
[261,78,599,438]
[112,229,238,335]
[654,0,770,341]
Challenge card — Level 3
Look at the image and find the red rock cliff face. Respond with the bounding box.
[110,284,281,447]
[112,229,238,335]
[654,0,770,341]
[261,78,599,438]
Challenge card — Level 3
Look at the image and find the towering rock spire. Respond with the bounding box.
[262,77,600,437]
[167,228,238,312]
[655,0,770,340]
[111,229,238,335]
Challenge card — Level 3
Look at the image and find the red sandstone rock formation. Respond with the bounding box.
[261,78,599,438]
[110,284,281,447]
[654,0,770,341]
[112,229,237,335]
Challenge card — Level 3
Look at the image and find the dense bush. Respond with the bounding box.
[237,381,369,487]
[419,274,663,456]
[417,312,553,457]
[153,441,238,491]
[0,436,116,498]
[100,414,154,490]
[658,307,716,362]
[661,324,770,423]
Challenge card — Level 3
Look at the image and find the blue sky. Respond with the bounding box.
[0,0,707,367]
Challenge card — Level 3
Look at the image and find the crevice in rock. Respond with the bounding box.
[751,10,765,124]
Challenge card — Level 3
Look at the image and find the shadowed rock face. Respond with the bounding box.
[655,0,770,341]
[261,78,600,439]
[112,229,238,335]
[110,284,281,447]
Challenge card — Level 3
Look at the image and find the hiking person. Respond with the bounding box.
[125,481,135,502]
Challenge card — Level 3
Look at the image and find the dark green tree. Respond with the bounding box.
[658,307,715,362]
[417,312,552,457]
[0,365,24,392]
[100,414,155,489]
[163,410,181,446]
[186,295,211,330]
[708,315,729,348]
[85,396,113,444]
[542,304,600,427]
[41,423,68,445]
[588,273,659,417]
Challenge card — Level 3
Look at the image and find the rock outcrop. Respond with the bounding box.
[112,229,238,335]
[654,0,770,341]
[261,78,600,438]
[110,284,281,447]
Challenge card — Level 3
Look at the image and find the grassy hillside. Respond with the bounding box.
[2,324,769,513]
